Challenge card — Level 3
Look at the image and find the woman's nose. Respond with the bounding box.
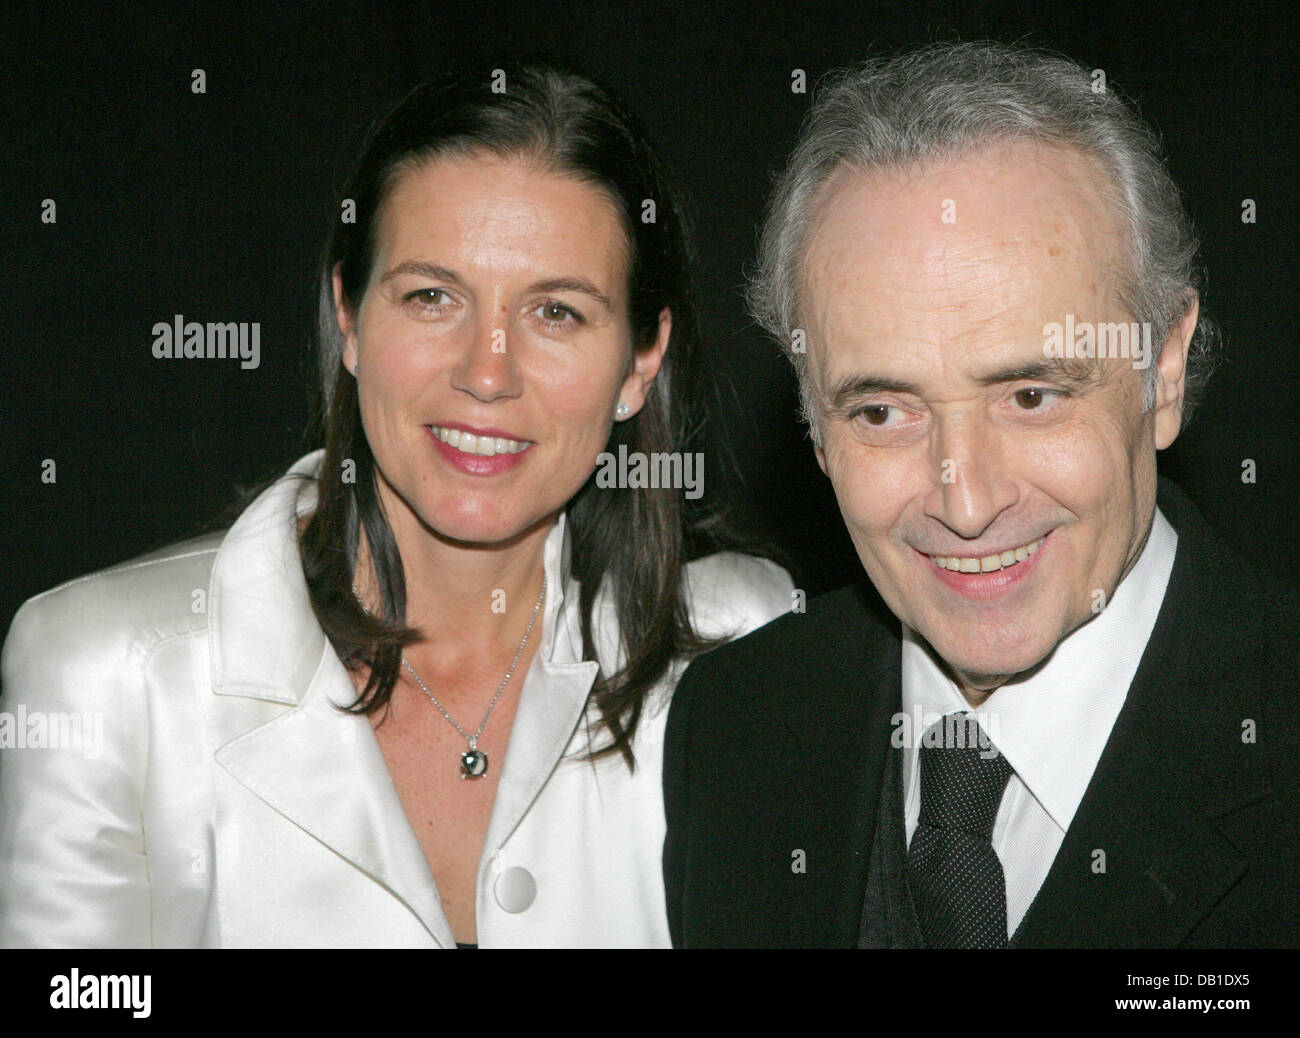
[450,316,521,401]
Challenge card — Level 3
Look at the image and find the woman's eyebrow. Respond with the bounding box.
[380,260,463,285]
[528,277,612,309]
[378,264,612,310]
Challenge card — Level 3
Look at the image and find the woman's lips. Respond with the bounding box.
[425,424,532,474]
[920,532,1050,600]
[428,423,529,455]
[433,420,529,442]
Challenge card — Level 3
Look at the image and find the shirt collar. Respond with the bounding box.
[901,507,1178,831]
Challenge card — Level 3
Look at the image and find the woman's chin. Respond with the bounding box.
[417,505,555,549]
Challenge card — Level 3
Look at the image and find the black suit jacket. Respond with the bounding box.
[663,479,1300,947]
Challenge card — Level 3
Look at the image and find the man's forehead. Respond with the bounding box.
[801,141,1131,375]
[804,140,1124,277]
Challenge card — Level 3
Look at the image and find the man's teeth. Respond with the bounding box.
[930,537,1043,573]
[431,426,529,456]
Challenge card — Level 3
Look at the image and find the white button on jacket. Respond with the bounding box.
[0,451,794,948]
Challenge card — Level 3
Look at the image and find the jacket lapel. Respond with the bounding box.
[206,454,454,945]
[1010,683,1258,948]
[781,584,902,946]
[480,513,600,860]
[213,649,457,947]
[481,649,599,861]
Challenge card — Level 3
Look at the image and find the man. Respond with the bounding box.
[663,41,1300,948]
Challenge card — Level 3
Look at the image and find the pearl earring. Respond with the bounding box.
[615,401,631,420]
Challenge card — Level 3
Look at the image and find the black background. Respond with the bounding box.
[3,0,1296,641]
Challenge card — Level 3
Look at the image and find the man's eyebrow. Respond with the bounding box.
[973,358,1099,387]
[824,358,1100,412]
[529,277,613,309]
[380,261,463,285]
[826,374,924,413]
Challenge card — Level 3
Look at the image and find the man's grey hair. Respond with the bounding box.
[747,41,1221,444]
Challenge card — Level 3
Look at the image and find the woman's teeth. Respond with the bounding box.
[929,537,1043,573]
[431,426,529,456]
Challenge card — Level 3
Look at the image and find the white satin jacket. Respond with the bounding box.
[0,451,793,948]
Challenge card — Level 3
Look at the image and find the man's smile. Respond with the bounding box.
[926,535,1044,572]
[916,531,1052,601]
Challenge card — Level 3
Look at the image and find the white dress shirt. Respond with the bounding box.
[901,508,1178,937]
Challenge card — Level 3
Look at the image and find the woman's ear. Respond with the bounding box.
[333,263,359,375]
[616,307,671,417]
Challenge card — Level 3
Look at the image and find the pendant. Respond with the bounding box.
[460,748,488,779]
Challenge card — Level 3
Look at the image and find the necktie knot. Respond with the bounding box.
[916,713,1014,839]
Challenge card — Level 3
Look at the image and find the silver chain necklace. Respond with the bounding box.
[353,573,546,780]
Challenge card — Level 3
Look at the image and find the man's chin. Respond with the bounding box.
[920,629,1060,693]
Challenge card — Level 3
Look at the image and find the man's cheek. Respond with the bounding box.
[845,489,891,541]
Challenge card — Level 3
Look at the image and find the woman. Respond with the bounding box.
[0,64,792,948]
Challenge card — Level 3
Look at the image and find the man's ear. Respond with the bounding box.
[814,436,828,475]
[333,264,359,375]
[1153,292,1198,450]
[616,308,671,416]
[802,361,830,473]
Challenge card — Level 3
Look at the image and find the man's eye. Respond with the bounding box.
[1013,387,1063,410]
[856,404,897,426]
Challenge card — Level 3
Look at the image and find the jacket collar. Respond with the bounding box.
[208,451,328,704]
[208,451,599,946]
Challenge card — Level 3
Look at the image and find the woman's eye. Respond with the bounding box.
[534,301,582,327]
[405,288,452,309]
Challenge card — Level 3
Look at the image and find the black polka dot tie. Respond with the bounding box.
[906,713,1015,949]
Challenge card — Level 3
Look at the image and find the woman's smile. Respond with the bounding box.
[426,423,533,475]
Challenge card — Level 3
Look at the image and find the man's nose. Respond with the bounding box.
[450,314,521,401]
[925,416,1018,540]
